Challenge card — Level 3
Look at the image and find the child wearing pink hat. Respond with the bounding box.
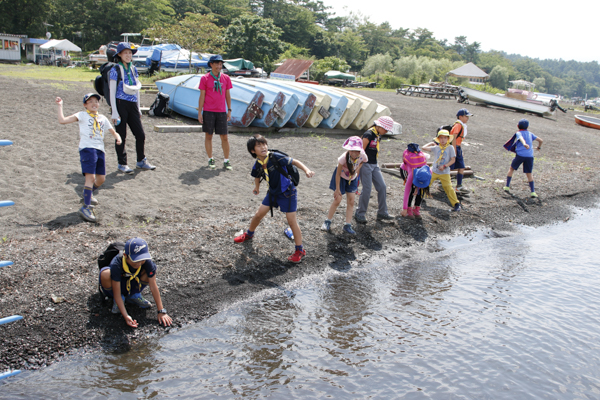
[399,143,429,218]
[322,136,369,235]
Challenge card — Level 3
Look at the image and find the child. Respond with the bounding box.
[109,42,156,173]
[322,136,368,235]
[355,116,396,224]
[99,237,172,328]
[198,55,233,170]
[450,108,472,192]
[422,130,461,212]
[56,93,122,223]
[234,134,315,263]
[399,143,430,218]
[503,119,543,198]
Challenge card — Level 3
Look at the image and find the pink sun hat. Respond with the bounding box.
[374,116,395,133]
[342,136,364,152]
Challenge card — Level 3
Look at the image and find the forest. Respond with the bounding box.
[1,0,599,97]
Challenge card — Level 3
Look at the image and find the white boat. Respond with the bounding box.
[459,87,557,117]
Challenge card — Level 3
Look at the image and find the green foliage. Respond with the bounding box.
[312,56,350,82]
[489,65,509,90]
[278,44,312,62]
[361,53,393,76]
[394,55,462,84]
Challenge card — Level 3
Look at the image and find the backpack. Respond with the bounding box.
[148,92,171,117]
[97,241,125,270]
[94,62,121,107]
[268,150,300,187]
[436,123,462,143]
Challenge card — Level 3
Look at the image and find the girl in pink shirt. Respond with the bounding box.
[399,143,429,218]
[321,136,368,235]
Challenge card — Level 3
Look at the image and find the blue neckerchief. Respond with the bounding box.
[210,71,222,94]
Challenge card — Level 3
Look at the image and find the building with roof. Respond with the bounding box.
[0,33,27,63]
[273,59,314,81]
[446,62,489,85]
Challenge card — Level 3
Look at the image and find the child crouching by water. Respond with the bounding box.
[234,134,315,263]
[321,136,368,234]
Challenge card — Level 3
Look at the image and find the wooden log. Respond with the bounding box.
[382,168,473,177]
[381,163,472,171]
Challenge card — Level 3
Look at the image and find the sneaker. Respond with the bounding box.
[90,196,99,206]
[118,164,134,174]
[223,160,232,170]
[452,203,462,212]
[111,295,125,314]
[78,206,97,222]
[530,192,538,198]
[354,213,367,224]
[321,220,331,232]
[376,213,394,221]
[343,224,356,235]
[126,293,151,308]
[288,249,306,263]
[208,159,216,169]
[234,232,253,243]
[456,185,469,193]
[503,186,510,192]
[136,158,156,170]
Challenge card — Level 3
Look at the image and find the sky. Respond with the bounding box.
[324,0,599,63]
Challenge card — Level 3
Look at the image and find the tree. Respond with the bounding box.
[489,65,509,90]
[361,53,392,76]
[225,13,284,73]
[335,29,367,70]
[311,56,350,82]
[533,77,546,93]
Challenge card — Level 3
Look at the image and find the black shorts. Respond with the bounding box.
[202,111,228,135]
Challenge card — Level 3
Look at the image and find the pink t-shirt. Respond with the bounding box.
[199,72,233,112]
[338,151,368,181]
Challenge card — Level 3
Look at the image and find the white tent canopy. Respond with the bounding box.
[40,39,81,52]
[446,62,489,80]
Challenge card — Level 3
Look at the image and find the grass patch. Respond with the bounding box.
[0,64,98,82]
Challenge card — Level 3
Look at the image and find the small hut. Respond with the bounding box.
[446,62,489,85]
[0,33,27,63]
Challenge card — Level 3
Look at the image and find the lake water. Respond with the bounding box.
[3,207,600,399]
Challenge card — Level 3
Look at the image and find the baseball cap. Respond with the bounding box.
[518,119,529,129]
[124,238,152,262]
[457,108,473,117]
[83,93,101,104]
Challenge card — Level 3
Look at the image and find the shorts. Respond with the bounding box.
[80,148,106,176]
[98,266,113,298]
[329,169,358,194]
[511,155,534,174]
[450,146,465,170]
[261,187,297,213]
[202,111,228,135]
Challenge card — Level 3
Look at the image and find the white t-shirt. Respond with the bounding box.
[76,111,113,152]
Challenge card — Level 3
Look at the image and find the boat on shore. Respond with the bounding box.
[575,115,600,130]
[459,87,560,117]
[232,81,285,128]
[235,79,299,128]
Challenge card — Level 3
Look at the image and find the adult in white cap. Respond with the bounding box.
[355,116,395,224]
[98,237,172,328]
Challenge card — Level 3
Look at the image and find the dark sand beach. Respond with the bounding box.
[1,73,599,371]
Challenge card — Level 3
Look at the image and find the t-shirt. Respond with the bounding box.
[76,111,113,152]
[338,151,368,181]
[451,120,467,146]
[431,145,456,175]
[251,152,294,195]
[109,64,139,102]
[362,127,380,164]
[109,254,156,296]
[515,130,537,157]
[199,72,233,113]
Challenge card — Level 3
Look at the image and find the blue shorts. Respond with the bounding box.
[262,187,297,213]
[80,148,106,176]
[511,155,534,174]
[450,146,465,170]
[329,168,359,194]
[98,266,114,298]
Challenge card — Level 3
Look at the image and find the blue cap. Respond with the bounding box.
[116,42,138,55]
[83,93,101,104]
[407,143,421,153]
[124,238,152,262]
[457,108,473,117]
[518,119,529,129]
[413,166,432,189]
[208,54,224,66]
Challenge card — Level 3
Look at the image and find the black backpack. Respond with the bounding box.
[436,123,462,143]
[149,92,171,117]
[97,241,125,270]
[93,62,121,107]
[268,150,300,186]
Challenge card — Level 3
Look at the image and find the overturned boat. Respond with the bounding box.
[458,87,565,117]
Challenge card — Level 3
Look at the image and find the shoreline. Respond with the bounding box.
[1,74,600,372]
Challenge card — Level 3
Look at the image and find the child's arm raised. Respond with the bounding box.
[292,159,315,178]
[421,142,436,152]
[108,128,122,145]
[55,97,78,124]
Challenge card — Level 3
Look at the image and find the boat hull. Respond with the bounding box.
[256,80,318,128]
[235,80,299,128]
[460,87,554,117]
[575,115,600,130]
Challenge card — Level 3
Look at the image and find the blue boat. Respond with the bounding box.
[155,75,264,127]
[232,81,285,128]
[288,82,349,129]
[234,79,299,128]
[257,80,317,128]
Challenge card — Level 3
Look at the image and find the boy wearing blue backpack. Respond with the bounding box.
[234,134,315,263]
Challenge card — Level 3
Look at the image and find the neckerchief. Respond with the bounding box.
[118,61,135,86]
[347,154,360,183]
[210,71,222,94]
[257,152,270,182]
[369,127,380,153]
[122,256,141,294]
[86,110,101,137]
[436,142,451,168]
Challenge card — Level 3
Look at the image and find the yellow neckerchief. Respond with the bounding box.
[436,141,451,167]
[122,256,141,294]
[256,152,271,182]
[347,153,360,183]
[86,110,101,137]
[369,127,380,153]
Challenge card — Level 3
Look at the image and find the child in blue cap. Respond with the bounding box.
[55,93,122,222]
[99,237,172,328]
[503,119,544,198]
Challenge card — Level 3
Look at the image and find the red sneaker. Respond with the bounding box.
[287,249,306,263]
[234,232,253,243]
